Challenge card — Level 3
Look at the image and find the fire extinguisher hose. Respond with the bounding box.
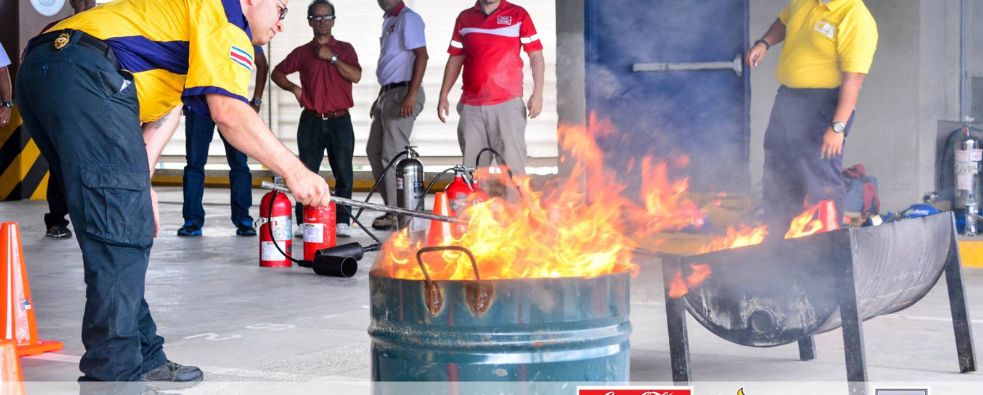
[260,182,468,225]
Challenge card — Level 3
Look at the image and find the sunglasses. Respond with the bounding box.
[308,15,336,22]
[277,0,288,20]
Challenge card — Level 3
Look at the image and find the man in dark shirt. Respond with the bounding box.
[272,0,361,238]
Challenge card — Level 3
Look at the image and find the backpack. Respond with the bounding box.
[842,164,880,218]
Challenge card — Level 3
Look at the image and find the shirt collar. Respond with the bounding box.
[220,0,252,39]
[471,0,509,16]
[386,1,405,17]
[820,0,856,12]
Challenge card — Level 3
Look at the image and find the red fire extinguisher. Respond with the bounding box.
[445,165,474,237]
[469,167,488,206]
[259,177,293,267]
[303,202,337,262]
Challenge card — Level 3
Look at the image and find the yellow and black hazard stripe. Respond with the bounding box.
[0,107,50,201]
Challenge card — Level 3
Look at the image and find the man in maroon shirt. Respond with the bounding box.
[272,0,361,238]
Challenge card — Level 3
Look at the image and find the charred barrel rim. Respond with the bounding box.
[748,309,777,335]
[313,254,358,277]
[416,245,494,315]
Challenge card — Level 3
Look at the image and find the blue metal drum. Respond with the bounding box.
[369,269,631,383]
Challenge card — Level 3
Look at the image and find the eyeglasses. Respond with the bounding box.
[277,0,288,20]
[308,15,336,23]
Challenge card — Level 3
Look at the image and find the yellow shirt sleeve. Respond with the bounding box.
[182,15,253,116]
[836,6,878,74]
[779,1,791,24]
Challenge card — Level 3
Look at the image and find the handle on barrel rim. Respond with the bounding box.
[415,245,491,316]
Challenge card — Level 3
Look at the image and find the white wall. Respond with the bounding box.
[162,0,558,167]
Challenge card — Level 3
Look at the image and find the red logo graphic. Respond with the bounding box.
[497,15,512,25]
[577,387,693,395]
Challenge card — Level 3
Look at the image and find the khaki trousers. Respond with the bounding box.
[367,86,425,206]
[456,97,528,175]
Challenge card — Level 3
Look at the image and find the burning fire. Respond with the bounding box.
[699,225,768,254]
[372,114,833,284]
[784,203,829,239]
[375,115,717,281]
[667,264,712,298]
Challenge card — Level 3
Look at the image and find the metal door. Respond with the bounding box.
[585,0,750,194]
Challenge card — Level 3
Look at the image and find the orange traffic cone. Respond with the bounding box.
[0,222,63,357]
[427,192,454,246]
[0,340,25,395]
[817,200,840,232]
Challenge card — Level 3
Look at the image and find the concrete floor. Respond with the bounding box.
[4,187,983,394]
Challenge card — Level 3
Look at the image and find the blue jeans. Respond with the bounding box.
[16,31,167,382]
[182,110,254,228]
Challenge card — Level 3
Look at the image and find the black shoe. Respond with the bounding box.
[141,360,203,385]
[176,221,202,237]
[236,224,257,236]
[45,224,72,238]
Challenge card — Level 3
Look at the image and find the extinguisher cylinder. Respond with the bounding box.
[259,189,293,268]
[396,151,426,244]
[303,202,337,262]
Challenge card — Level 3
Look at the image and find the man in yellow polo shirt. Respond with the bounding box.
[15,0,331,388]
[746,0,878,235]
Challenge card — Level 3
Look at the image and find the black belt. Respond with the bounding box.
[303,109,350,120]
[380,81,409,92]
[28,29,119,67]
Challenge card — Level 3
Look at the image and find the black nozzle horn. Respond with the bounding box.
[312,254,358,277]
[316,242,367,261]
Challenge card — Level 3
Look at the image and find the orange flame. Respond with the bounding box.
[373,114,820,282]
[700,225,769,253]
[784,205,825,239]
[668,264,712,298]
[374,116,642,281]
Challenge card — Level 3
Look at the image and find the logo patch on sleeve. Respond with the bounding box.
[229,45,254,71]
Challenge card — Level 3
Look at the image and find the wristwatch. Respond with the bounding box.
[0,101,12,108]
[250,98,263,107]
[831,121,847,134]
[329,55,338,64]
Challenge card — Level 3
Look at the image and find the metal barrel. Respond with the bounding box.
[368,270,631,383]
[670,213,953,347]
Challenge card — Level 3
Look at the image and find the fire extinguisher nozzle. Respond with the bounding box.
[312,255,358,278]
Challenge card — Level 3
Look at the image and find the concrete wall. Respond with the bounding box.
[557,0,982,211]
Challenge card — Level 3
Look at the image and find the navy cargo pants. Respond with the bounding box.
[16,31,167,382]
[761,86,854,236]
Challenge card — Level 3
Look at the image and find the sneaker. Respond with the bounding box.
[141,360,204,384]
[236,220,257,236]
[176,221,202,237]
[372,214,397,230]
[336,223,351,238]
[45,224,72,239]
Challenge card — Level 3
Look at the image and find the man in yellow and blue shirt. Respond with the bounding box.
[16,0,331,386]
[746,0,878,235]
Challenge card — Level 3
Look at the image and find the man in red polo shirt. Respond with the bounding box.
[437,0,544,175]
[272,0,361,238]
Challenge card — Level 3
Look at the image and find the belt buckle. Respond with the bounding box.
[321,112,330,120]
[53,32,70,50]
